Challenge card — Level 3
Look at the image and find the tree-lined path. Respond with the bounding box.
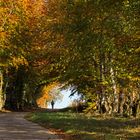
[0,112,63,140]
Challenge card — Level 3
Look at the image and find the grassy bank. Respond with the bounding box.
[26,111,140,140]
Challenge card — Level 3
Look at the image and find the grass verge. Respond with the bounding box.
[26,111,140,140]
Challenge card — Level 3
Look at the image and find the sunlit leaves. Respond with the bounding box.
[36,82,63,108]
[45,0,140,114]
[0,0,139,111]
[9,56,28,69]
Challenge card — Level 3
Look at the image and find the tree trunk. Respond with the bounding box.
[4,66,25,111]
[110,67,118,113]
[0,70,4,110]
[118,89,125,115]
[98,45,106,114]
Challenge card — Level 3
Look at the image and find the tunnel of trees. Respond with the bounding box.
[0,0,140,116]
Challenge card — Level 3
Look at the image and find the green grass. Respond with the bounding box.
[26,111,140,140]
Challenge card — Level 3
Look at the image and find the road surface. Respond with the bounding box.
[0,112,63,140]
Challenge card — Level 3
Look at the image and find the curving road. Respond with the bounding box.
[0,112,63,140]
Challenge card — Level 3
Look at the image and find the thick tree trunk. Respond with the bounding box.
[4,66,25,111]
[14,66,25,110]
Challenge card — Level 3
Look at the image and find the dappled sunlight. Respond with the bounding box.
[28,112,140,140]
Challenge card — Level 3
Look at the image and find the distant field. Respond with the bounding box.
[26,110,140,140]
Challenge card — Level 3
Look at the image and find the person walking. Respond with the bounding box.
[51,100,55,109]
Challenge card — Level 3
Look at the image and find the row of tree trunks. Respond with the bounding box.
[96,88,140,117]
[95,48,140,117]
[3,66,37,111]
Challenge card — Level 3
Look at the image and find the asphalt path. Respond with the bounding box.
[0,112,63,140]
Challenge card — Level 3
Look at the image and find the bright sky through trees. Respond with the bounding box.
[47,89,80,109]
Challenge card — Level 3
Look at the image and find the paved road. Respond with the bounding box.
[0,112,63,140]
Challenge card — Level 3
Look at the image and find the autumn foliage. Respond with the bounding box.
[37,82,59,108]
[0,0,140,117]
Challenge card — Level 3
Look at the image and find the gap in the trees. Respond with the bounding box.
[47,89,81,109]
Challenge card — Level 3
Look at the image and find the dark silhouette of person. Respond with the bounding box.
[51,100,54,109]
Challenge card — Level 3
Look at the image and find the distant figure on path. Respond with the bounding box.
[51,100,55,109]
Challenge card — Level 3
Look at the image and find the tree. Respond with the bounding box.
[0,0,48,110]
[45,0,140,116]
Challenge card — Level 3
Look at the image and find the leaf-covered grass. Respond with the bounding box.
[26,111,140,140]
